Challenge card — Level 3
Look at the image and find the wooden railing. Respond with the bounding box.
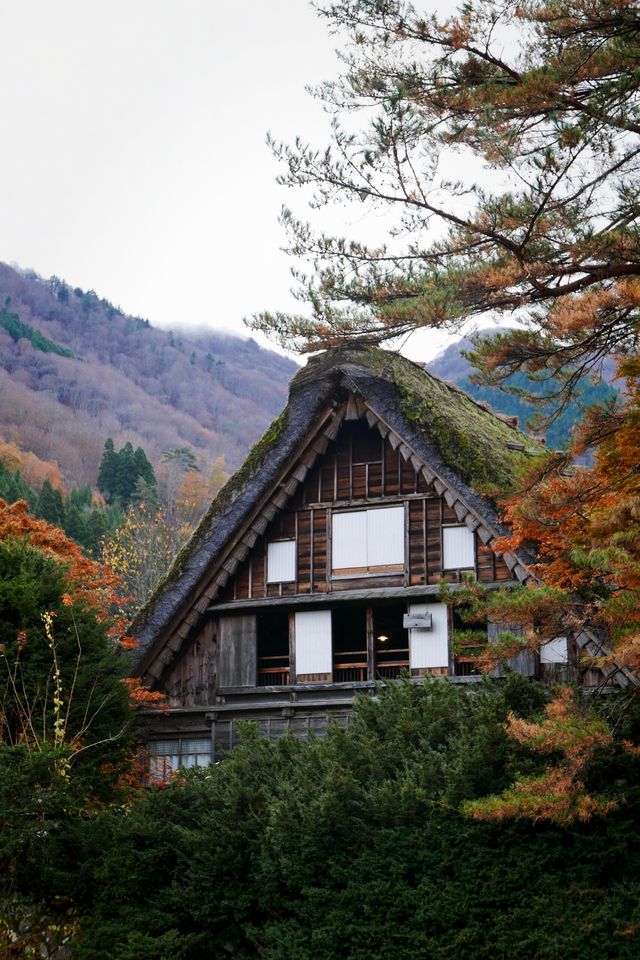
[375,660,409,680]
[333,662,367,682]
[453,657,481,677]
[257,656,290,686]
[333,650,368,683]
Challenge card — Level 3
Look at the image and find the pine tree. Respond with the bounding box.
[97,439,118,505]
[37,480,64,526]
[248,0,640,401]
[133,446,156,489]
[114,441,136,508]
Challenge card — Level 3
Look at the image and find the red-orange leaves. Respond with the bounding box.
[464,688,617,824]
[121,678,167,710]
[494,354,640,673]
[0,498,124,618]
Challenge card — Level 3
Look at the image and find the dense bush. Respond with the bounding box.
[0,539,133,901]
[69,678,640,960]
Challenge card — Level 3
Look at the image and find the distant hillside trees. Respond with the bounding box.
[0,459,121,555]
[0,305,75,358]
[0,261,296,489]
[97,439,156,508]
[427,334,619,451]
[458,372,618,452]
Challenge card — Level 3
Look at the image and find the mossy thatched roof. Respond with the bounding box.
[133,344,541,673]
[335,346,540,494]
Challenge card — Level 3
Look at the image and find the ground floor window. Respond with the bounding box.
[148,737,212,780]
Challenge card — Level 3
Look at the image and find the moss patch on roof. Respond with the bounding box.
[352,348,542,495]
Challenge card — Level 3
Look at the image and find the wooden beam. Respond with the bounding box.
[282,479,298,497]
[477,525,492,545]
[453,502,467,522]
[207,580,517,612]
[366,606,375,681]
[311,436,329,456]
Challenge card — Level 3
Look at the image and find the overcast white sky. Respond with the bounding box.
[0,0,463,364]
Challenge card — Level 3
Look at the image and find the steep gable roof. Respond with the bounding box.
[132,345,542,681]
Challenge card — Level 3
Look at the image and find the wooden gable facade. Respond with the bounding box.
[133,346,629,773]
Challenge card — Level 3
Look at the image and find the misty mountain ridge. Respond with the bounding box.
[0,262,297,488]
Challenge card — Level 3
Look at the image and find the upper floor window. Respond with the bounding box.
[332,506,404,576]
[442,525,475,571]
[352,424,382,464]
[267,539,296,583]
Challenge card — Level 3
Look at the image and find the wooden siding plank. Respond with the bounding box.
[218,615,257,687]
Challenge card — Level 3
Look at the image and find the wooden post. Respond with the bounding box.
[366,605,375,681]
[288,612,296,686]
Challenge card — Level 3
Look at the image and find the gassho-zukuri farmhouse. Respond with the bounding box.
[131,345,634,774]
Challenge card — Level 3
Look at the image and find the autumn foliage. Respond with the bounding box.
[465,687,620,823]
[0,439,64,491]
[0,498,122,617]
[493,355,640,676]
[0,498,163,711]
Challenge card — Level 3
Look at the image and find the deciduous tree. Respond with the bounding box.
[101,455,225,612]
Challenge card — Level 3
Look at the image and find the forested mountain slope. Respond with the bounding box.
[427,332,618,451]
[0,263,297,486]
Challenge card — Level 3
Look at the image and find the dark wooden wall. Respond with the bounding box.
[161,617,218,707]
[222,420,514,603]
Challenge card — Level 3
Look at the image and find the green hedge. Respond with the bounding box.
[66,678,640,960]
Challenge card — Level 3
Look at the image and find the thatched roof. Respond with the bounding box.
[133,345,541,676]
